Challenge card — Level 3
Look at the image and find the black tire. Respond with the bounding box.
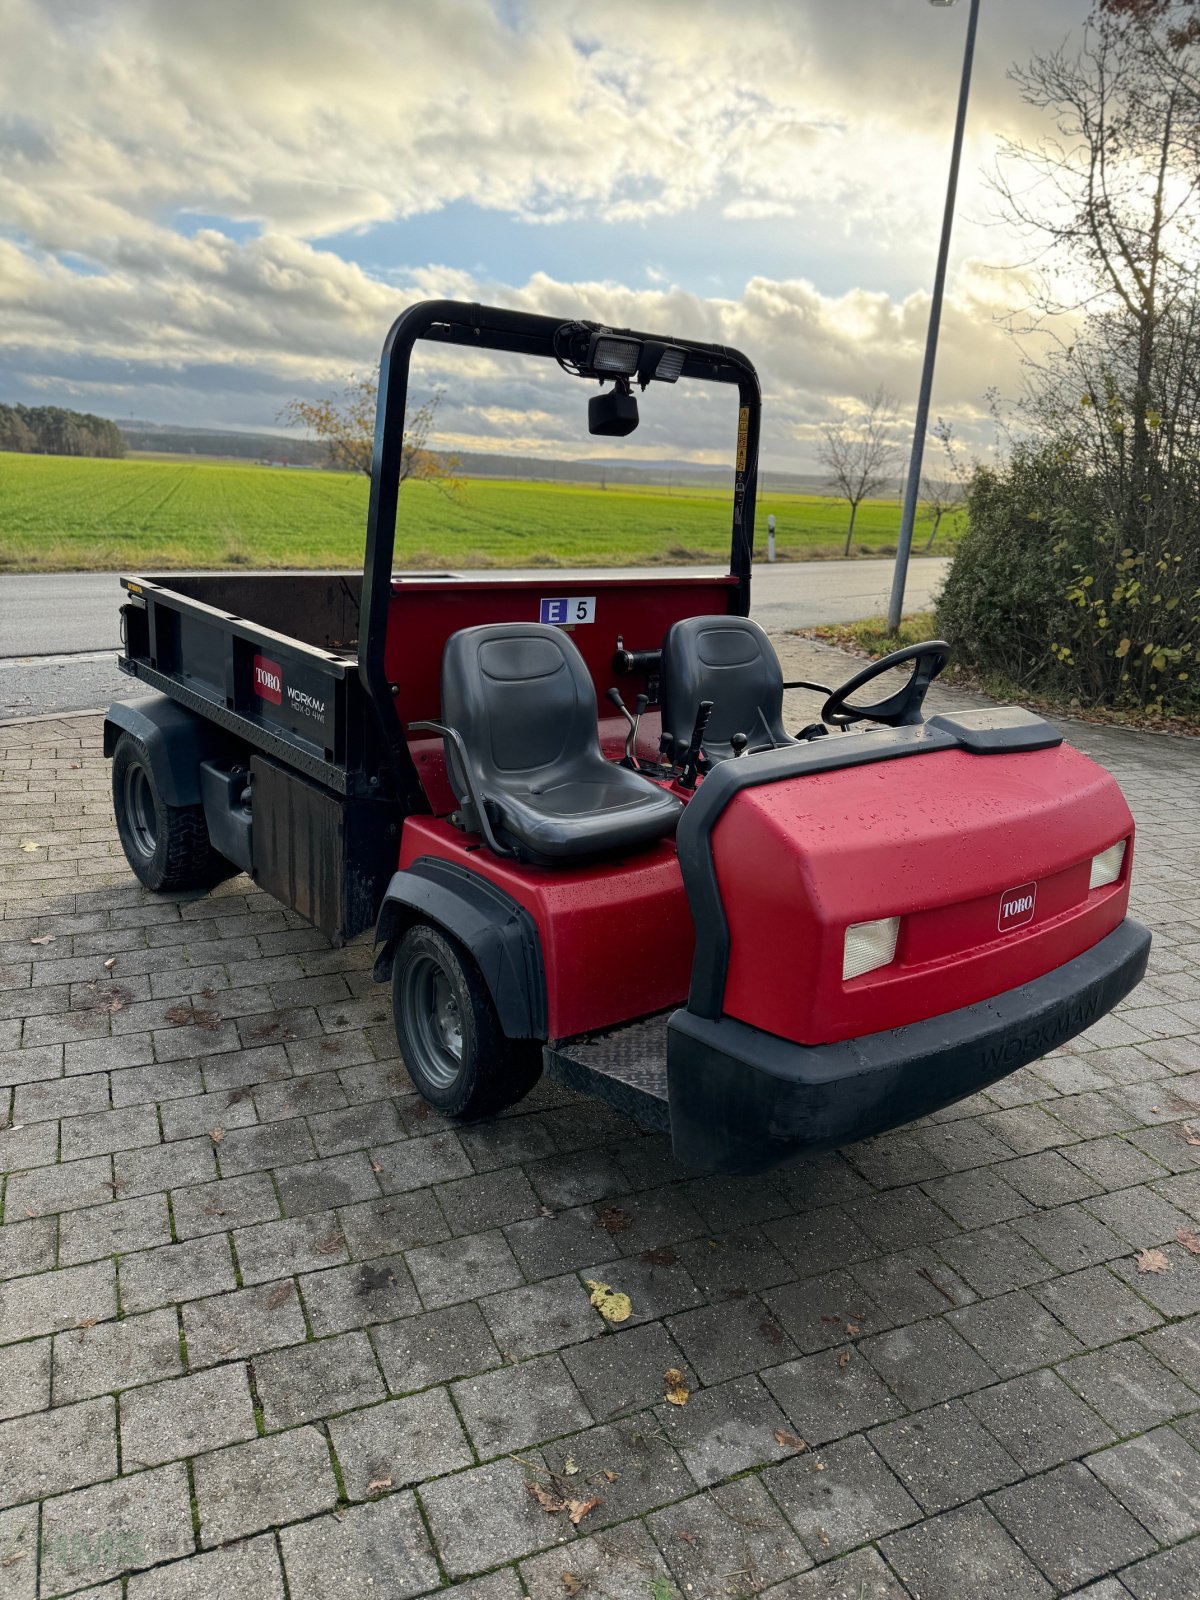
[391,922,543,1119]
[111,732,235,893]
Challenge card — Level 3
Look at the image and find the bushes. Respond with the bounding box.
[936,444,1200,716]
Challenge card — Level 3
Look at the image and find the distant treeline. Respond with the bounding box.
[0,404,125,458]
[121,425,328,466]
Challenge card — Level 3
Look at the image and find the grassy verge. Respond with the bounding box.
[806,613,1200,738]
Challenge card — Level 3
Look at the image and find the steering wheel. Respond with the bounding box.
[821,641,952,729]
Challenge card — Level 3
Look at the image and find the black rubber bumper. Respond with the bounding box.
[666,918,1151,1175]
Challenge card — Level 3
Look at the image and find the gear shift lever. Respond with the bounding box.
[605,687,643,769]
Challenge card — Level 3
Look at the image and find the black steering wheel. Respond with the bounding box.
[821,641,952,729]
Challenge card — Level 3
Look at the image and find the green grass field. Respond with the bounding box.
[0,452,964,572]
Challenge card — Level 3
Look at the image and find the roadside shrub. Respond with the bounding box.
[936,445,1200,716]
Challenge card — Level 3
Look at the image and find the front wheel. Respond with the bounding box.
[111,732,234,893]
[391,923,543,1119]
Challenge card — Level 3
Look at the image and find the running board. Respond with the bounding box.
[543,1013,671,1132]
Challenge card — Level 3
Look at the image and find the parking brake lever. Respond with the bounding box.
[679,700,713,790]
[605,687,642,769]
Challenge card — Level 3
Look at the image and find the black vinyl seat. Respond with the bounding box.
[660,615,799,763]
[433,623,682,863]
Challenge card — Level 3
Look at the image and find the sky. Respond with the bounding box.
[0,0,1094,471]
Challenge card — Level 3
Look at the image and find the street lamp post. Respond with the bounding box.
[886,0,981,634]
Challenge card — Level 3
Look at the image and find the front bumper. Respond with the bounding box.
[666,917,1151,1174]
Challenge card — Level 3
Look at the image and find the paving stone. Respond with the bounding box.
[0,1337,50,1419]
[418,1453,575,1577]
[196,1042,289,1091]
[119,1362,257,1470]
[1034,1265,1163,1346]
[759,1544,909,1598]
[763,1269,886,1354]
[522,1519,677,1600]
[1084,1184,1195,1247]
[0,1506,35,1600]
[4,1154,114,1217]
[0,1258,115,1344]
[763,1348,905,1449]
[0,1395,115,1506]
[214,1118,316,1176]
[762,1206,876,1277]
[650,1475,811,1593]
[577,1252,704,1325]
[987,1462,1157,1591]
[435,1166,541,1236]
[848,1129,949,1189]
[675,1224,795,1299]
[1002,1150,1105,1208]
[159,1089,258,1143]
[114,1136,217,1198]
[376,1305,508,1395]
[279,1493,441,1600]
[849,1246,975,1326]
[53,1308,183,1403]
[453,1351,592,1457]
[870,1400,1023,1513]
[667,1294,799,1385]
[119,1233,236,1312]
[1012,1203,1128,1273]
[300,1253,421,1336]
[58,1193,172,1265]
[307,1098,405,1158]
[1066,1135,1172,1189]
[657,1373,800,1487]
[1140,1309,1200,1390]
[1059,1339,1199,1434]
[947,1288,1085,1377]
[880,1501,1053,1600]
[1111,1239,1200,1315]
[846,1184,960,1251]
[252,1069,348,1122]
[40,1462,194,1591]
[764,1431,919,1562]
[859,1316,995,1409]
[935,1221,1058,1297]
[337,1190,449,1258]
[480,1272,603,1361]
[1086,1425,1200,1543]
[233,1212,351,1283]
[0,1215,56,1279]
[108,1057,201,1105]
[921,1167,1034,1230]
[407,1229,525,1309]
[434,1573,523,1599]
[181,1279,307,1367]
[0,1117,59,1172]
[457,1114,557,1171]
[561,1321,695,1421]
[193,1426,338,1546]
[170,1172,279,1239]
[329,1387,475,1497]
[985,1104,1076,1154]
[125,1534,285,1600]
[255,1330,385,1428]
[965,1367,1115,1472]
[370,1129,472,1192]
[60,1105,161,1162]
[1120,1544,1200,1600]
[13,1071,108,1125]
[543,1414,694,1529]
[0,1042,64,1088]
[274,1150,381,1216]
[919,1118,1016,1173]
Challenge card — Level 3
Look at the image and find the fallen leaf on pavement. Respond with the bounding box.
[29,935,54,945]
[367,1477,392,1494]
[774,1429,807,1451]
[209,1128,225,1144]
[527,1483,567,1515]
[371,1161,383,1174]
[567,1497,600,1526]
[600,1468,618,1483]
[75,1317,98,1331]
[663,1368,690,1406]
[104,957,117,971]
[585,1279,632,1324]
[18,842,41,852]
[538,1205,555,1219]
[562,1455,579,1476]
[265,1284,293,1310]
[836,1350,851,1368]
[164,1002,221,1031]
[846,1322,861,1337]
[595,1205,632,1234]
[1136,1248,1172,1274]
[1176,1228,1200,1256]
[316,1231,347,1256]
[561,1575,583,1598]
[1183,1124,1200,1147]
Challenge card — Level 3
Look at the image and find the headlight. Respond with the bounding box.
[1090,840,1127,890]
[843,916,900,981]
[589,335,642,375]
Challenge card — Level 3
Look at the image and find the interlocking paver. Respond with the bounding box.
[650,1475,811,1592]
[119,1364,257,1470]
[759,1545,909,1597]
[987,1462,1157,1590]
[870,1400,1023,1514]
[764,1431,919,1561]
[0,1258,115,1344]
[1057,1338,1200,1433]
[0,1395,116,1507]
[880,1501,1053,1600]
[521,1519,676,1598]
[118,1233,236,1312]
[255,1330,385,1428]
[763,1348,905,1448]
[657,1373,799,1486]
[279,1494,441,1600]
[418,1453,574,1577]
[964,1367,1115,1473]
[372,1301,502,1392]
[124,1534,285,1600]
[328,1387,473,1496]
[40,1462,195,1591]
[53,1308,183,1403]
[192,1426,338,1545]
[859,1316,995,1409]
[454,1351,593,1457]
[1034,1264,1163,1345]
[0,1337,50,1420]
[58,1192,172,1264]
[1087,1426,1200,1544]
[300,1253,421,1335]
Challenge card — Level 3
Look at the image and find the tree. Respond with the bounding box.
[281,377,460,489]
[816,388,900,556]
[918,419,969,550]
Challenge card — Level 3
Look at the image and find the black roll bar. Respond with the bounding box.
[358,299,762,807]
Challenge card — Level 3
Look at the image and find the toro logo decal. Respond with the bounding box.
[252,655,282,705]
[998,881,1037,933]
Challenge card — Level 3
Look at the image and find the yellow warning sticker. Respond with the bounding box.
[735,407,749,473]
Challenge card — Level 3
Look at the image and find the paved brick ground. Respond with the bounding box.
[2,688,1199,1599]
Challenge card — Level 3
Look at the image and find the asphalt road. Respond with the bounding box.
[0,558,949,718]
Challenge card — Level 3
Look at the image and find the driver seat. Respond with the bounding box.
[436,623,683,863]
[660,615,799,763]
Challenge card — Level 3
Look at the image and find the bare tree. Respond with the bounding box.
[816,388,901,556]
[919,418,970,550]
[281,377,460,489]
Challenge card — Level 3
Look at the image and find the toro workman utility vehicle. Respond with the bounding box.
[106,301,1149,1173]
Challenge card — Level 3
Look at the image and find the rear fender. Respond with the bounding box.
[104,694,234,808]
[374,858,547,1040]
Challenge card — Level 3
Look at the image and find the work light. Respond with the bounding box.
[843,916,901,981]
[1089,840,1127,890]
[588,334,642,376]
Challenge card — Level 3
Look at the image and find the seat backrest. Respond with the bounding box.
[441,623,602,794]
[660,614,791,761]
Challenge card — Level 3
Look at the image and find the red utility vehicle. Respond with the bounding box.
[106,301,1149,1172]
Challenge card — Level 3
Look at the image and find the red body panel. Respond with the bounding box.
[384,575,737,813]
[714,743,1134,1045]
[398,815,693,1040]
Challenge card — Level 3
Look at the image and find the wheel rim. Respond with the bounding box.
[123,762,157,859]
[401,952,464,1090]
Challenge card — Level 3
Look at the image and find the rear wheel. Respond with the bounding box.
[391,922,543,1119]
[111,732,234,893]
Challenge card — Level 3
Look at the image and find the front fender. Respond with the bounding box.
[104,694,234,807]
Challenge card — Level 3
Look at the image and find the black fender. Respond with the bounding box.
[104,695,235,808]
[373,857,547,1041]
